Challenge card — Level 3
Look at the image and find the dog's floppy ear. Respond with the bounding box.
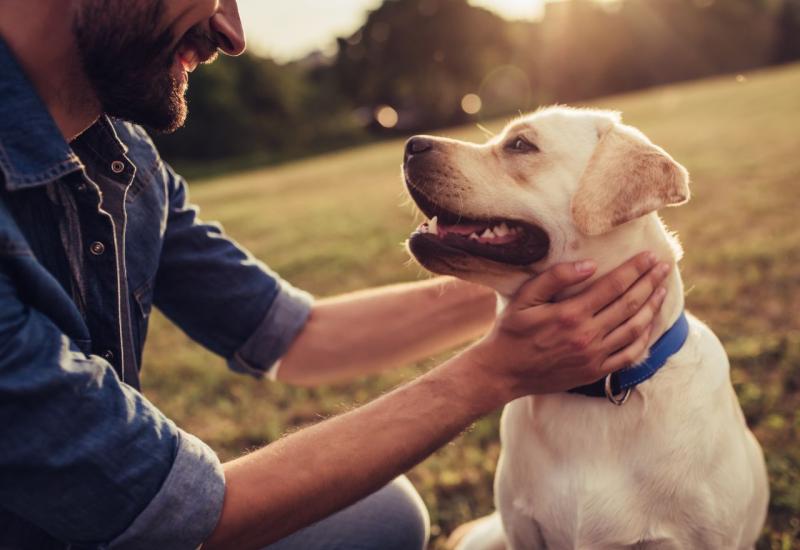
[571,123,690,236]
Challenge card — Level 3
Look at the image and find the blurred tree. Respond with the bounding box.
[537,0,779,102]
[775,0,800,63]
[332,0,518,130]
[153,53,364,166]
[155,54,296,159]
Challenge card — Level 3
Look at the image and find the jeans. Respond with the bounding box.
[266,477,430,550]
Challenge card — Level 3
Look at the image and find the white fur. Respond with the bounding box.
[406,107,769,549]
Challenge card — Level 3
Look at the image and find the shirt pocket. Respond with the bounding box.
[124,167,166,295]
[130,277,154,367]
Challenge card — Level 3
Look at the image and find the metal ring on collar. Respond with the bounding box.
[604,374,632,406]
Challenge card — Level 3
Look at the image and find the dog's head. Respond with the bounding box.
[403,107,690,295]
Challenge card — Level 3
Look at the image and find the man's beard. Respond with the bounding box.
[72,1,201,133]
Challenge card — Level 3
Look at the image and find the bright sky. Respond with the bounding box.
[238,0,545,62]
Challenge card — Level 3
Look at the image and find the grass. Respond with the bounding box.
[142,63,800,548]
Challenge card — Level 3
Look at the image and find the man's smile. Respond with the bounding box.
[174,26,220,75]
[176,43,201,73]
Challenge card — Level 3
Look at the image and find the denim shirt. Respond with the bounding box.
[0,39,313,549]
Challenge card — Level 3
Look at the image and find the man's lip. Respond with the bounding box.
[176,48,199,73]
[175,32,218,73]
[176,42,210,73]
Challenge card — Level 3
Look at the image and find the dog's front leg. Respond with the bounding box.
[502,517,546,550]
[495,461,547,549]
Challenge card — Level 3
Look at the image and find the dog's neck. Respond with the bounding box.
[575,214,686,351]
[499,214,685,358]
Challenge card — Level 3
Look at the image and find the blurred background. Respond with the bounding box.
[154,0,800,176]
[142,1,800,548]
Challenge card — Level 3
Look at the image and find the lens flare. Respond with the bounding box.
[375,105,399,128]
[461,93,483,114]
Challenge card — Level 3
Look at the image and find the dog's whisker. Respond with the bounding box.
[476,123,495,139]
[455,186,467,225]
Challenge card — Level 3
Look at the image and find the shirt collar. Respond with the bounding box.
[0,37,83,191]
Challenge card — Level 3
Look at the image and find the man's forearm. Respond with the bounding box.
[276,277,496,385]
[205,255,668,549]
[204,350,503,550]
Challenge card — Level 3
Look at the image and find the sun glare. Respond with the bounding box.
[468,0,544,21]
[239,0,545,62]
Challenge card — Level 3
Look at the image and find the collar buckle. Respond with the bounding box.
[604,374,632,406]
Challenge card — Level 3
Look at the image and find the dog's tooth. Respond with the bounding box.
[469,232,480,240]
[429,216,438,234]
[481,228,495,239]
[495,223,509,237]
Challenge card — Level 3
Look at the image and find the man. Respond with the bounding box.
[0,1,670,548]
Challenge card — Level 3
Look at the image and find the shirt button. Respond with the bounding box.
[76,183,88,192]
[110,160,126,174]
[102,350,114,362]
[89,241,106,256]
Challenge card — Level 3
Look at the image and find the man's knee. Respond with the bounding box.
[264,476,429,550]
[375,476,430,550]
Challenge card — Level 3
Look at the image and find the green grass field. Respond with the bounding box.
[143,64,800,548]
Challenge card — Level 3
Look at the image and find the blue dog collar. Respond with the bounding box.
[569,311,690,405]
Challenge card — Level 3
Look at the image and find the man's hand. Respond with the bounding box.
[467,252,670,400]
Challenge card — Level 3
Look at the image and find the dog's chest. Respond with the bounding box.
[497,398,664,544]
[495,324,743,547]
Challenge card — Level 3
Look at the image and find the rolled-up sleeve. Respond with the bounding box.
[228,280,313,378]
[109,431,225,549]
[0,269,225,548]
[154,164,313,378]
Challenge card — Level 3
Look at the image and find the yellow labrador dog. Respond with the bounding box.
[402,107,769,549]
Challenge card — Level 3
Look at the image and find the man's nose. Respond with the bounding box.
[211,0,246,56]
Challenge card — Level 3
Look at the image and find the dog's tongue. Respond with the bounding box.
[439,222,486,235]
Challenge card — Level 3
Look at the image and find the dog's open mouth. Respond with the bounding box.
[407,186,550,266]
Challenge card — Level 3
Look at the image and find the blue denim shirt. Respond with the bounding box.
[0,38,313,549]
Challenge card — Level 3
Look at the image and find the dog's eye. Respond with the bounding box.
[505,137,539,153]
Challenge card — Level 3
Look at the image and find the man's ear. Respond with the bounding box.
[571,123,690,236]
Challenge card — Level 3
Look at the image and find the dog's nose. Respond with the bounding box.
[405,137,434,159]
